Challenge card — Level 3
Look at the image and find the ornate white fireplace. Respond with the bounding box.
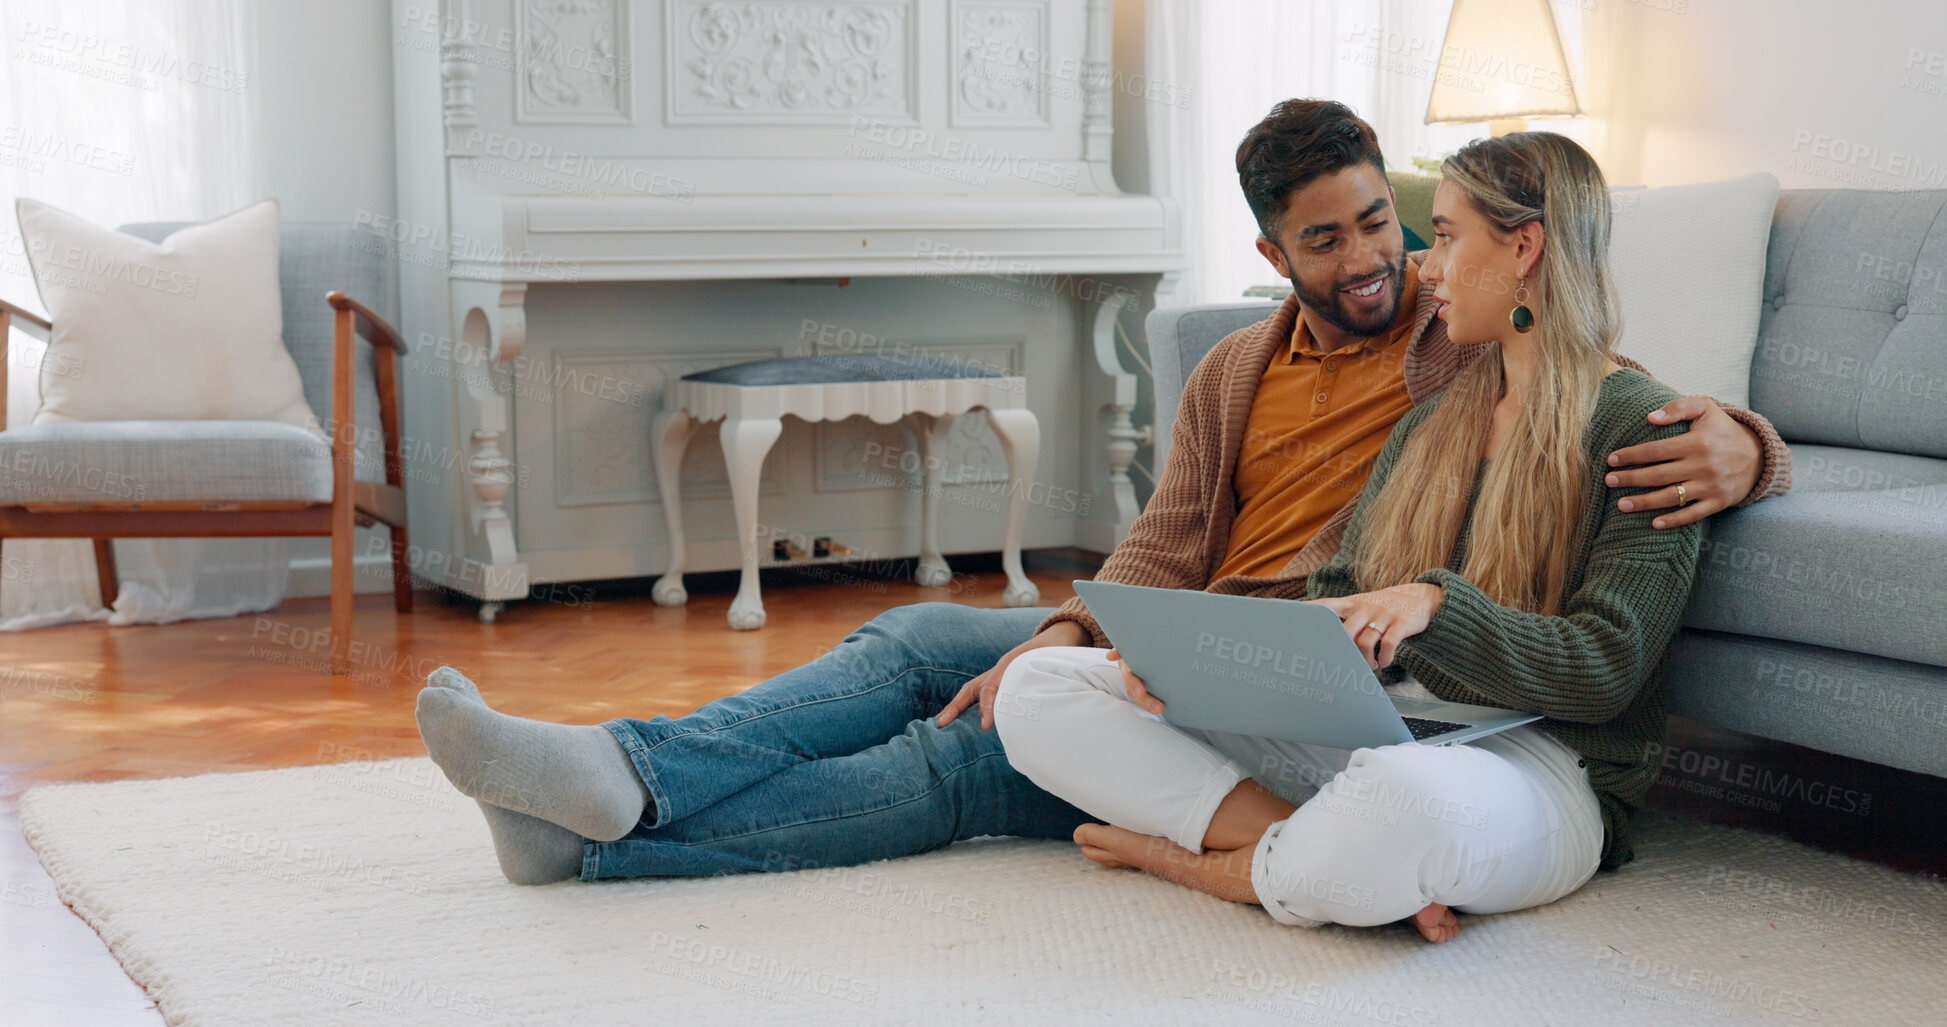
[388,0,1181,618]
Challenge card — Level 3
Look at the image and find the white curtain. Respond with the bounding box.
[0,0,289,630]
[1150,0,1591,304]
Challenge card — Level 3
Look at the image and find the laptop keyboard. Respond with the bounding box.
[1401,716,1472,741]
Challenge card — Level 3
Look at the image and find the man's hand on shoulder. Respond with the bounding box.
[1603,395,1762,530]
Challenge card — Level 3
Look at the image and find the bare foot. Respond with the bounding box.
[1071,823,1260,904]
[1073,823,1134,868]
[1411,903,1460,943]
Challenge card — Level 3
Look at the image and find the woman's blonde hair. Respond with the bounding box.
[1352,132,1619,614]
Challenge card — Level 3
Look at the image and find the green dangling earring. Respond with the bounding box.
[1510,277,1535,333]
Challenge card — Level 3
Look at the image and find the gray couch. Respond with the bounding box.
[1144,187,1947,780]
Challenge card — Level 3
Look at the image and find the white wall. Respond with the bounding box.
[254,1,400,594]
[1580,0,1947,190]
[254,1,398,222]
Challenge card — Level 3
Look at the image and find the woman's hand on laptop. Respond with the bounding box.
[1309,584,1445,670]
[1103,649,1166,716]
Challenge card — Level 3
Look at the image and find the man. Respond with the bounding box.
[414,99,1788,894]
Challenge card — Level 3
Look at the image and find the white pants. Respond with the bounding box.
[994,647,1604,927]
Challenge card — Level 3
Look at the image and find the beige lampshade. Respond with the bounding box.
[1424,0,1582,124]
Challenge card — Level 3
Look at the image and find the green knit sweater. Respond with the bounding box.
[1306,368,1706,871]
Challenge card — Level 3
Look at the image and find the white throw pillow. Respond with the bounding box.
[1607,173,1779,408]
[13,197,319,431]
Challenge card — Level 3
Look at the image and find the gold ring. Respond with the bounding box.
[1676,483,1689,506]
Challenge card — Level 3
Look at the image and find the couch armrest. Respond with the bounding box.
[327,291,407,497]
[0,297,51,339]
[1145,301,1280,477]
[0,297,55,430]
[326,290,406,354]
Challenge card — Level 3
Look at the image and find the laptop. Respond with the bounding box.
[1071,580,1541,749]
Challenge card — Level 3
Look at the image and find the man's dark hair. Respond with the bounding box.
[1236,99,1388,240]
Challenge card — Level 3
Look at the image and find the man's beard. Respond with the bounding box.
[1287,255,1407,338]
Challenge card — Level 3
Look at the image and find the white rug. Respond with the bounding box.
[21,759,1946,1026]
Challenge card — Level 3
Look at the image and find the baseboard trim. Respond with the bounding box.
[286,553,395,598]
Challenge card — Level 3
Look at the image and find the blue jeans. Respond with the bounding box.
[584,602,1092,880]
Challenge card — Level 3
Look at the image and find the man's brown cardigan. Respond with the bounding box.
[1039,280,1793,647]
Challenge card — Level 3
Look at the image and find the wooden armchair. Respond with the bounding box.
[0,221,411,672]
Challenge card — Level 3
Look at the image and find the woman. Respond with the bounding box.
[993,132,1705,943]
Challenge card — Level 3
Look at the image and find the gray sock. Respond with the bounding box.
[476,801,583,885]
[416,666,650,841]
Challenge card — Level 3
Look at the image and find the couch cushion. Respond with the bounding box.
[1609,174,1779,408]
[119,219,400,484]
[1684,443,1947,670]
[1665,629,1947,779]
[16,198,318,432]
[1749,189,1947,459]
[0,421,339,504]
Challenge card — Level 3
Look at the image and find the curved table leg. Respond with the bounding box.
[651,407,698,606]
[910,412,956,587]
[721,416,784,630]
[983,407,1042,607]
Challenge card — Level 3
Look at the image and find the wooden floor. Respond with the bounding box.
[0,550,1098,1024]
[4,547,1944,1023]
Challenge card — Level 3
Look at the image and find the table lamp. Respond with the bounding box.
[1424,0,1583,136]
